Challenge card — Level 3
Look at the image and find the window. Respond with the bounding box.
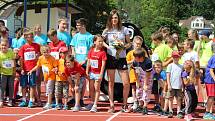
[196,23,199,27]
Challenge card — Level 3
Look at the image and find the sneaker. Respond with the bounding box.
[18,100,27,107]
[63,105,68,110]
[177,112,184,119]
[28,101,34,108]
[0,102,3,108]
[90,106,97,113]
[84,103,93,110]
[142,107,148,115]
[152,104,162,113]
[108,106,115,113]
[72,105,80,112]
[184,114,193,121]
[67,98,75,106]
[132,101,138,110]
[80,99,85,107]
[133,106,143,113]
[168,112,173,118]
[43,103,52,110]
[7,100,13,107]
[203,112,215,120]
[121,105,130,113]
[55,104,61,110]
[37,101,43,107]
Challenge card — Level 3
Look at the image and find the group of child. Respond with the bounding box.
[0,18,214,121]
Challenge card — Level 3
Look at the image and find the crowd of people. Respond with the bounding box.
[0,9,214,121]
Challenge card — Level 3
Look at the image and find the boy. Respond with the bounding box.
[203,42,215,120]
[165,51,183,118]
[28,45,58,110]
[55,47,69,110]
[132,48,153,115]
[151,31,173,68]
[152,60,166,113]
[18,29,40,108]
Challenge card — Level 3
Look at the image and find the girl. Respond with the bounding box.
[86,35,107,112]
[182,60,198,121]
[0,39,15,107]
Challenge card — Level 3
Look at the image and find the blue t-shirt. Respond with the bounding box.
[11,38,19,49]
[57,31,72,47]
[153,70,167,81]
[34,34,48,46]
[70,32,93,63]
[204,55,215,84]
[181,71,196,90]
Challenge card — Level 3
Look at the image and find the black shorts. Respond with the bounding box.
[152,79,162,95]
[106,54,128,70]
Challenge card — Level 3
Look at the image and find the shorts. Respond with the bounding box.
[89,72,100,80]
[46,80,55,95]
[71,77,85,92]
[55,81,69,99]
[166,89,182,99]
[205,84,215,97]
[106,54,128,70]
[151,79,163,95]
[20,71,36,87]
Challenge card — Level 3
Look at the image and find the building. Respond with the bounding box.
[179,16,214,31]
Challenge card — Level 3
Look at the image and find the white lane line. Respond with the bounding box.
[106,111,121,121]
[17,109,52,121]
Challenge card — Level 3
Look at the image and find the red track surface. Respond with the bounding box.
[0,82,213,121]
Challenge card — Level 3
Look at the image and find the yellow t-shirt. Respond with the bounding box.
[37,55,58,81]
[126,50,137,83]
[56,58,67,81]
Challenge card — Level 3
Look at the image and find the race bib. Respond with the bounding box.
[2,60,14,68]
[151,53,159,61]
[50,52,59,60]
[76,46,87,54]
[42,65,49,74]
[90,60,98,68]
[24,51,36,61]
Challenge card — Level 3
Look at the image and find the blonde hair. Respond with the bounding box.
[40,45,50,53]
[23,28,33,36]
[47,28,57,37]
[184,60,196,85]
[58,17,67,24]
[133,36,143,43]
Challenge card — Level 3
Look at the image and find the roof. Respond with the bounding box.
[0,0,83,18]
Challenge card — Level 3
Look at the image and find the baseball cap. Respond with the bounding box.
[172,51,180,58]
[59,47,68,53]
[199,30,211,37]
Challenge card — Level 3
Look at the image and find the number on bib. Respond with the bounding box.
[24,51,36,61]
[90,60,98,68]
[76,46,87,54]
[151,53,159,62]
[2,60,14,68]
[42,65,49,74]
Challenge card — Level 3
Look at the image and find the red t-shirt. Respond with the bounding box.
[48,40,66,60]
[18,43,40,71]
[65,61,86,77]
[88,48,107,74]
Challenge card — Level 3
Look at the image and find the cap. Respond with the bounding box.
[172,51,180,58]
[59,47,68,53]
[199,30,211,37]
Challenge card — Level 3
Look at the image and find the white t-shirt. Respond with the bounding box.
[166,63,183,89]
[181,51,199,64]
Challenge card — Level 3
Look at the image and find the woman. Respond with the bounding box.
[102,9,131,113]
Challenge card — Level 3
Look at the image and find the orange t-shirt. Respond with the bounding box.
[37,55,58,81]
[56,58,67,81]
[126,50,137,83]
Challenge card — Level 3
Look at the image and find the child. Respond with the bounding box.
[203,42,215,120]
[13,48,22,100]
[182,60,198,121]
[152,60,166,113]
[64,55,86,112]
[126,36,145,111]
[165,51,183,118]
[86,35,107,112]
[132,48,153,115]
[18,29,40,108]
[0,39,15,107]
[28,45,58,110]
[151,31,173,67]
[55,47,69,110]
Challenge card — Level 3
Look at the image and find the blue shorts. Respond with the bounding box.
[89,72,100,80]
[20,71,36,87]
